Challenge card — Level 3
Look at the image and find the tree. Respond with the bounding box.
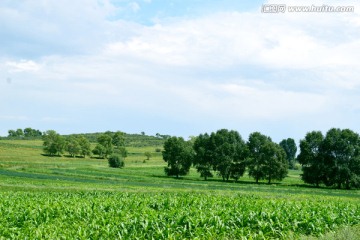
[321,128,360,189]
[279,138,297,169]
[193,133,213,180]
[297,131,325,187]
[8,130,16,137]
[108,154,124,168]
[247,132,288,184]
[112,131,125,148]
[65,136,81,157]
[93,134,113,159]
[162,137,194,178]
[15,128,24,138]
[42,130,65,156]
[262,142,288,184]
[247,132,271,183]
[92,144,106,159]
[144,151,152,160]
[77,136,92,158]
[210,129,248,182]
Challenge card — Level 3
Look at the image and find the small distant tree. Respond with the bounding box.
[65,136,81,157]
[92,144,106,158]
[163,137,194,178]
[112,131,125,148]
[8,130,16,137]
[77,136,92,158]
[144,151,152,160]
[93,134,113,158]
[108,154,124,168]
[15,128,24,138]
[279,138,297,169]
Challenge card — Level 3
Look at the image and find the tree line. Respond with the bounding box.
[162,128,360,189]
[163,129,289,184]
[42,130,127,168]
[7,128,42,138]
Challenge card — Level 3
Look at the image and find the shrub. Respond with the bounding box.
[108,154,124,168]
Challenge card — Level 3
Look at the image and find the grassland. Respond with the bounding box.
[0,139,359,239]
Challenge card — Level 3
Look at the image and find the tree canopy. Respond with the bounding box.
[162,137,194,178]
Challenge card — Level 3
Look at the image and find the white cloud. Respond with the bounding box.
[1,0,360,139]
[5,60,41,72]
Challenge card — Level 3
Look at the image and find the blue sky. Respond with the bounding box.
[1,0,360,144]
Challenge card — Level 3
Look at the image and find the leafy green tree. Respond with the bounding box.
[297,131,325,187]
[65,136,81,157]
[112,131,125,148]
[247,132,271,183]
[162,137,194,178]
[42,130,65,156]
[210,129,248,182]
[8,130,16,137]
[193,133,213,180]
[321,128,360,189]
[108,154,124,168]
[77,136,92,158]
[16,128,24,137]
[279,138,297,169]
[92,144,106,159]
[24,127,42,138]
[94,134,113,159]
[262,142,288,184]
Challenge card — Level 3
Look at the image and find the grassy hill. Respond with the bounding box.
[0,139,359,239]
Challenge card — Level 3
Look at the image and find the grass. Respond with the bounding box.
[0,139,360,239]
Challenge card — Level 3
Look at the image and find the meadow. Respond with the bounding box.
[0,139,359,239]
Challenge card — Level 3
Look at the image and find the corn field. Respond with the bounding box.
[0,191,359,239]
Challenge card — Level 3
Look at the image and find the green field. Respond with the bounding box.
[0,139,359,239]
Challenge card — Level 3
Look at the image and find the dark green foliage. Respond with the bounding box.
[193,133,213,180]
[279,138,297,169]
[321,128,360,189]
[65,136,81,157]
[210,129,248,182]
[297,131,325,187]
[42,130,65,156]
[8,127,42,139]
[298,129,360,189]
[93,134,113,159]
[77,136,92,158]
[247,132,288,183]
[247,132,271,183]
[261,141,288,184]
[163,137,194,178]
[112,131,125,148]
[193,130,248,181]
[108,154,124,168]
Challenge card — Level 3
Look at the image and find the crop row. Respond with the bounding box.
[0,191,359,239]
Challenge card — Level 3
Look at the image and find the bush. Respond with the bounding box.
[108,154,124,168]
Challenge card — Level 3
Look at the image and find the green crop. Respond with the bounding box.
[0,192,359,239]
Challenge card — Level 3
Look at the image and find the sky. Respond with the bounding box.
[1,0,360,144]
